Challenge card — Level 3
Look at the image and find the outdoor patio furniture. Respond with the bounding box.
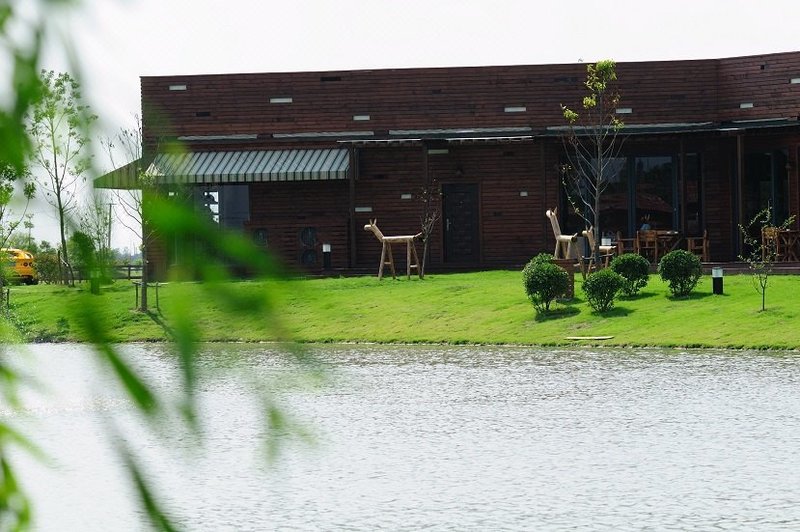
[545,208,578,259]
[637,229,681,264]
[777,229,800,262]
[685,230,709,262]
[364,219,422,280]
[579,227,616,278]
[615,231,636,255]
[636,230,660,264]
[762,227,782,261]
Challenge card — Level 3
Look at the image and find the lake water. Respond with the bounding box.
[3,343,800,531]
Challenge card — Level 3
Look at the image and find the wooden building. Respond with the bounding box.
[98,52,800,278]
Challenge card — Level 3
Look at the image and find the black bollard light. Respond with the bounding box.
[322,243,332,270]
[712,267,724,295]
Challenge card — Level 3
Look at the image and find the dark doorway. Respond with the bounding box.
[442,183,480,264]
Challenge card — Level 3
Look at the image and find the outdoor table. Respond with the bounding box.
[656,230,682,253]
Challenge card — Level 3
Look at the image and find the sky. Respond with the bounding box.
[18,0,800,249]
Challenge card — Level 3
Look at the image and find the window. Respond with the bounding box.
[634,156,674,232]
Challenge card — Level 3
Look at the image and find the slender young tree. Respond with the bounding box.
[560,60,625,263]
[738,207,796,311]
[418,176,440,278]
[101,118,156,311]
[28,70,97,285]
[78,198,114,281]
[24,213,34,250]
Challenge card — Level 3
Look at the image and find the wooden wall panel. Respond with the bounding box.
[247,180,350,271]
[142,53,800,143]
[139,52,800,269]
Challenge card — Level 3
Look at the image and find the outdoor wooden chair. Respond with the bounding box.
[545,208,578,259]
[579,227,616,278]
[615,231,636,255]
[761,227,782,261]
[636,230,660,264]
[778,230,800,262]
[364,219,422,280]
[685,230,709,262]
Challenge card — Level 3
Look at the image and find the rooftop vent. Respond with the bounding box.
[270,97,293,104]
[615,108,633,114]
[169,84,187,91]
[353,115,371,121]
[791,78,800,84]
[504,106,526,113]
[740,102,754,109]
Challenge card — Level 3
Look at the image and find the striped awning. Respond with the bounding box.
[95,148,350,189]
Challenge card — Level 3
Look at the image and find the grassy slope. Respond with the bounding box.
[2,271,798,349]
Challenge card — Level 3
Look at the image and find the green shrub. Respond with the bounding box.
[34,251,60,284]
[522,258,569,313]
[582,268,624,312]
[658,250,702,297]
[610,253,650,296]
[529,252,555,266]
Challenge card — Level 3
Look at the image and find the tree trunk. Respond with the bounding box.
[421,238,429,279]
[57,200,73,287]
[139,244,148,312]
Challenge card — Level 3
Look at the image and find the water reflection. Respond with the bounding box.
[5,344,800,530]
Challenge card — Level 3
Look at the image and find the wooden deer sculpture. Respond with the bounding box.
[545,207,578,259]
[364,219,422,280]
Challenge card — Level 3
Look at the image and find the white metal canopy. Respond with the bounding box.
[95,148,350,189]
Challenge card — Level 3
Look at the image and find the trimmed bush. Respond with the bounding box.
[529,252,555,266]
[522,257,569,313]
[582,268,624,312]
[610,253,650,296]
[658,250,702,297]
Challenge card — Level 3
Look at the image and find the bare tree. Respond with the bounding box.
[418,177,440,278]
[78,197,114,281]
[560,60,625,263]
[101,117,156,311]
[28,70,97,285]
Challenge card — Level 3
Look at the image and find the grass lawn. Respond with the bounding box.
[1,270,798,349]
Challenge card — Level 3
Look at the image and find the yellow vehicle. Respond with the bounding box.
[2,248,38,285]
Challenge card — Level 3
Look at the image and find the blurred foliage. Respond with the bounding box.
[1,1,312,530]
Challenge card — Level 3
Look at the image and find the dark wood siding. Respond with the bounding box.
[138,52,800,275]
[247,180,350,271]
[142,53,800,143]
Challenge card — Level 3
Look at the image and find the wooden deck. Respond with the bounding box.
[700,262,800,275]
